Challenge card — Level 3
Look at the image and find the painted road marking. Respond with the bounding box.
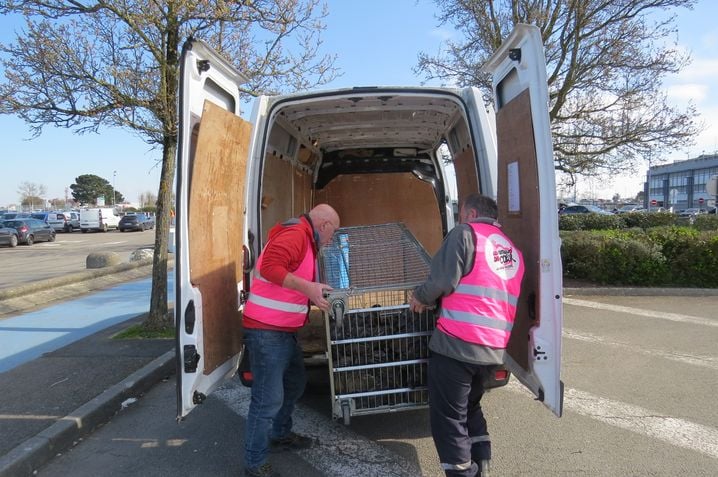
[507,381,718,459]
[215,382,422,477]
[563,298,717,328]
[563,328,718,370]
[104,241,127,245]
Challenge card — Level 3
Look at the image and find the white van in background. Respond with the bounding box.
[80,207,120,232]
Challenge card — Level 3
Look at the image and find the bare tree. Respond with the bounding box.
[0,0,338,330]
[17,181,47,210]
[416,0,701,187]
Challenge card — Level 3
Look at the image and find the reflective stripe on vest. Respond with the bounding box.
[438,222,524,349]
[243,233,315,328]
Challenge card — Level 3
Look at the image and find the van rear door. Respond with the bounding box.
[175,40,253,418]
[484,24,564,417]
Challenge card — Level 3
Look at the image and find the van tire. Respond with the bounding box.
[26,235,34,246]
[49,233,56,242]
[81,229,88,233]
[9,235,17,247]
[66,225,73,233]
[102,224,108,232]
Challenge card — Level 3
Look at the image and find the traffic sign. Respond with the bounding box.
[650,199,657,206]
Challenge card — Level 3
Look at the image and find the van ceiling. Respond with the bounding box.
[275,91,462,153]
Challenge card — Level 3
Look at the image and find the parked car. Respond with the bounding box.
[2,212,31,220]
[559,204,613,215]
[0,222,19,247]
[118,213,154,232]
[38,211,80,232]
[614,204,644,213]
[678,207,705,218]
[2,218,56,245]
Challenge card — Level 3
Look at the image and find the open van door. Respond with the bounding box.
[175,40,252,418]
[484,24,564,416]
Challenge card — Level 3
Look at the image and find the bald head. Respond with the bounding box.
[309,203,340,246]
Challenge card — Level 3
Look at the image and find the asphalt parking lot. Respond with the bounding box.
[0,229,155,290]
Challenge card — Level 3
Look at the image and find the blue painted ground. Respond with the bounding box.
[0,275,175,373]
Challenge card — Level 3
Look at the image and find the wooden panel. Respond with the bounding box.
[189,100,250,375]
[496,89,541,371]
[260,154,313,242]
[260,153,294,241]
[315,172,443,255]
[453,147,480,204]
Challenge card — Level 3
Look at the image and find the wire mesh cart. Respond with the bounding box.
[318,223,437,425]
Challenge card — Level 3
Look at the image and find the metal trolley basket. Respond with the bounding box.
[318,223,437,425]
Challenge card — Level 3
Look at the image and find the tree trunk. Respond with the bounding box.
[145,138,176,331]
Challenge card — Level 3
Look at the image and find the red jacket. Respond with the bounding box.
[243,215,317,332]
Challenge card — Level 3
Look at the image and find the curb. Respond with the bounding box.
[0,258,175,302]
[0,350,176,477]
[563,286,718,297]
[0,260,152,301]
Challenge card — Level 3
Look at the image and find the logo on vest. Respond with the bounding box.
[484,233,519,279]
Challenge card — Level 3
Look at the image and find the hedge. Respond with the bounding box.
[560,227,718,287]
[559,211,718,231]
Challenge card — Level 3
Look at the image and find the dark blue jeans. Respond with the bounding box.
[429,352,491,477]
[243,329,307,469]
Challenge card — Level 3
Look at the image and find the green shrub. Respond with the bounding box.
[622,211,676,229]
[667,234,718,287]
[558,213,623,231]
[693,214,718,231]
[560,232,669,285]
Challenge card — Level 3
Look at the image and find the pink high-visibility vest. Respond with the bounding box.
[243,237,315,328]
[437,222,524,349]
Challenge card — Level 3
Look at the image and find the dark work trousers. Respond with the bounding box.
[428,351,492,477]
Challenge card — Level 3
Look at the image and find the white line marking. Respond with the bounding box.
[508,381,718,459]
[563,298,717,327]
[103,241,127,245]
[215,381,421,476]
[563,328,718,370]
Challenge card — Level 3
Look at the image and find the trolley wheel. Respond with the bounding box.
[341,401,351,426]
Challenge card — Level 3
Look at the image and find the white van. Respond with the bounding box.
[79,207,120,232]
[175,25,564,420]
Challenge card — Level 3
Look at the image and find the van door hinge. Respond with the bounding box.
[197,59,210,73]
[193,391,207,405]
[239,290,249,305]
[184,345,200,373]
[509,48,521,62]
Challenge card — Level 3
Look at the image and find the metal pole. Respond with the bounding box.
[112,171,117,206]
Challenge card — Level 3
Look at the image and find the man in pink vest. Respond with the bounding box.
[242,204,340,477]
[409,194,524,477]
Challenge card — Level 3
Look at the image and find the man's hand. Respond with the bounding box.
[306,281,332,313]
[409,294,429,313]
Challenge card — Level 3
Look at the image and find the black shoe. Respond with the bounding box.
[270,432,316,452]
[244,463,280,477]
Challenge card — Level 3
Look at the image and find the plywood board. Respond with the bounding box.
[453,147,480,205]
[189,100,251,375]
[496,89,540,371]
[315,172,443,255]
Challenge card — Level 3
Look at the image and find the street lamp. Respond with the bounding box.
[112,171,117,206]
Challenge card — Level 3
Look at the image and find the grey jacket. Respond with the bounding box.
[413,218,505,365]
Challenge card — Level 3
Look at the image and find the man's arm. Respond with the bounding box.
[409,225,473,311]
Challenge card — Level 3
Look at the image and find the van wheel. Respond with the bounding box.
[81,229,87,233]
[102,224,108,232]
[9,235,17,247]
[49,233,56,242]
[66,225,73,233]
[25,235,34,246]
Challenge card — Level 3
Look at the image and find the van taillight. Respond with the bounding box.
[494,369,508,381]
